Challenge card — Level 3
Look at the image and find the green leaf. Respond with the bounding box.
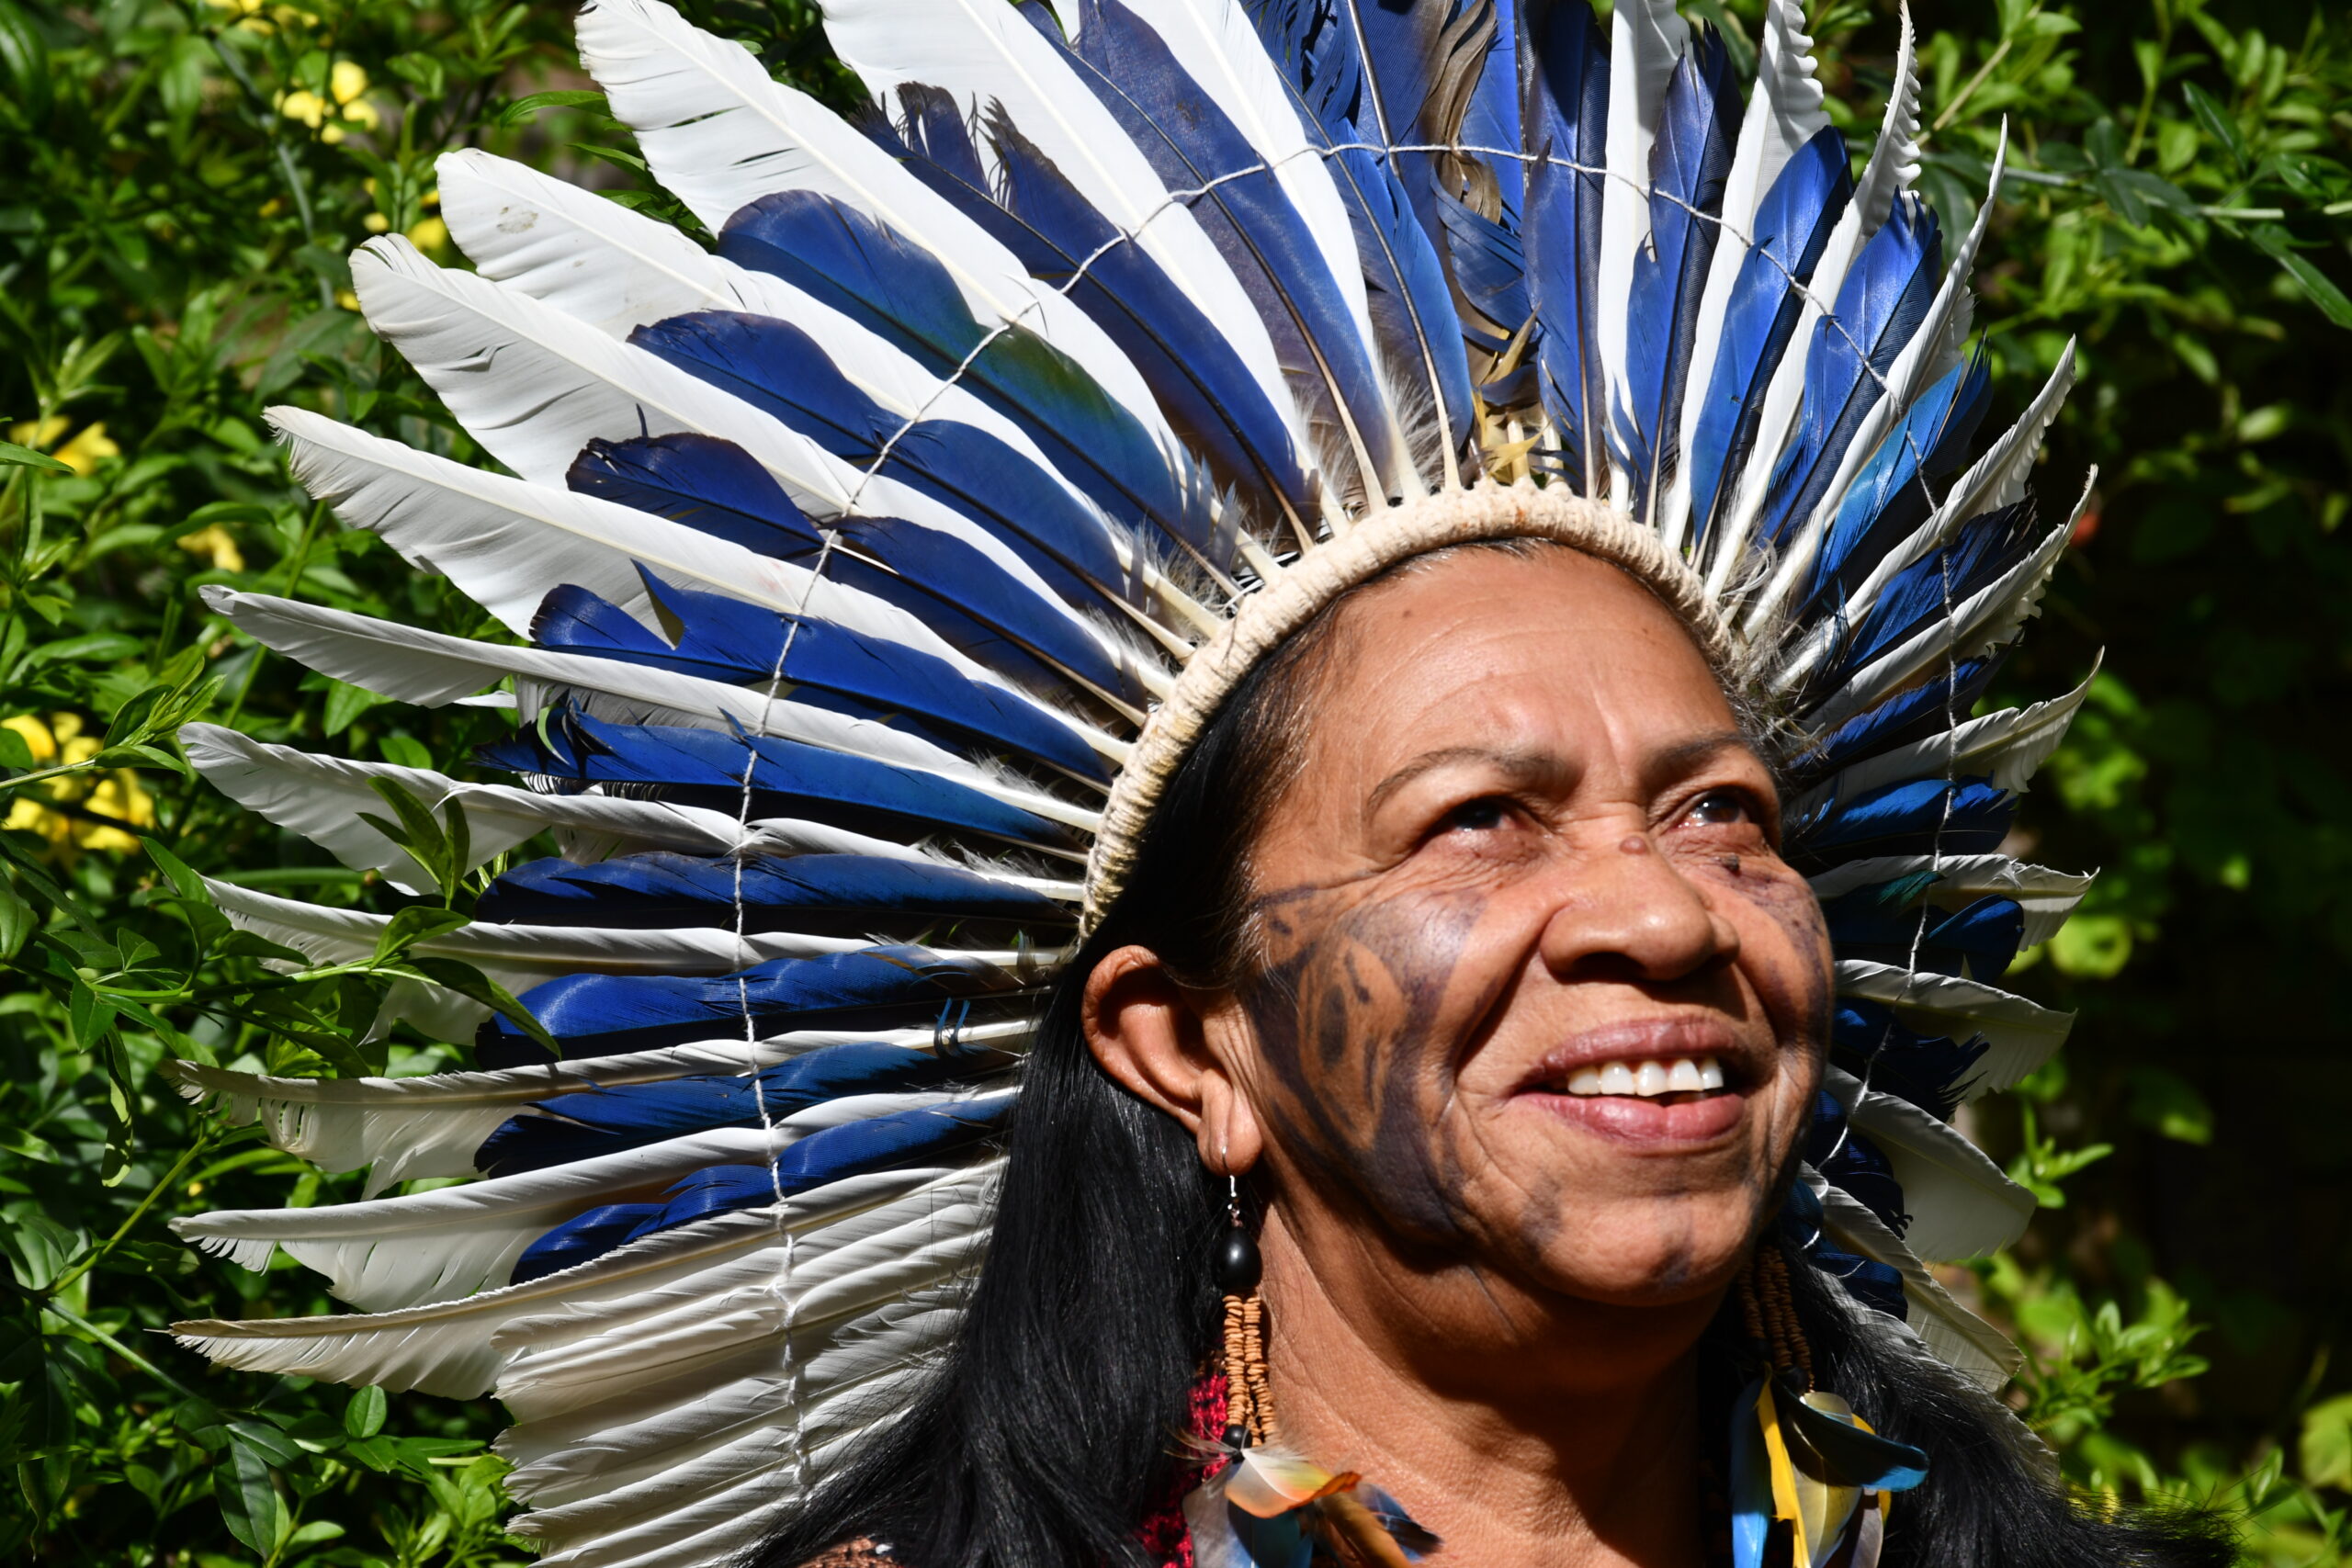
[372,904,469,963]
[2181,82,2250,175]
[67,979,118,1050]
[0,727,32,772]
[2301,1393,2352,1491]
[345,1384,388,1440]
[408,954,560,1058]
[217,1432,283,1555]
[0,879,35,959]
[141,837,208,902]
[0,439,72,474]
[499,87,607,125]
[322,679,389,737]
[2249,224,2352,331]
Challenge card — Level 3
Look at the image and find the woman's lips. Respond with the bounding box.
[1510,1016,1755,1145]
[1519,1085,1747,1145]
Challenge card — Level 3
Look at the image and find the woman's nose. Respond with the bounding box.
[1535,830,1740,982]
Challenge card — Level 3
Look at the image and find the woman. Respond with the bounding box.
[754,540,2228,1568]
[164,0,2230,1563]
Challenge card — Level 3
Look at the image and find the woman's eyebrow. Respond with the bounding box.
[1366,745,1566,814]
[1645,730,1765,786]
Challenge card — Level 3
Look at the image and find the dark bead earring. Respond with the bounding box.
[1216,1174,1276,1449]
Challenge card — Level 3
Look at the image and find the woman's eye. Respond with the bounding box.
[1438,797,1511,835]
[1684,788,1758,828]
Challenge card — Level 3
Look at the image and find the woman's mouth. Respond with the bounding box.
[1514,1025,1752,1145]
[1556,1055,1726,1099]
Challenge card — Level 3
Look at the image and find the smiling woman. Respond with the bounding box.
[751,541,2226,1568]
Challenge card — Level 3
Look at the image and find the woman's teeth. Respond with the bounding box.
[1562,1056,1727,1097]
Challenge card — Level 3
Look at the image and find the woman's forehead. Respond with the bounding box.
[1296,547,1738,782]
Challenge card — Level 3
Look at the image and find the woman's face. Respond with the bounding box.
[1225,547,1827,1308]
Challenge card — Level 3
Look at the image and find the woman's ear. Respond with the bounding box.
[1080,944,1264,1175]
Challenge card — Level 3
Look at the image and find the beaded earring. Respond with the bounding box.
[1216,1175,1278,1448]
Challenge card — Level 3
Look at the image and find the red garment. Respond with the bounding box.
[1134,1372,1232,1568]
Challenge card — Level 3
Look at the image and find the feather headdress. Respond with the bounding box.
[170,0,2091,1561]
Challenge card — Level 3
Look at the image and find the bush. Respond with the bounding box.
[0,0,2345,1562]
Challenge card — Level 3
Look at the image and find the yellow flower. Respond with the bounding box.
[3,714,58,765]
[5,420,115,475]
[364,212,390,233]
[330,61,368,104]
[335,288,362,311]
[52,424,119,475]
[178,523,246,573]
[277,88,327,129]
[406,214,450,254]
[0,714,154,857]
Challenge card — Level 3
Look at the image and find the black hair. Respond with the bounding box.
[747,549,2236,1568]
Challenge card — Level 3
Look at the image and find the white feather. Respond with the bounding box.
[1823,1066,2034,1260]
[1810,1173,2021,1390]
[1706,11,1918,592]
[1790,658,2099,823]
[573,0,1171,436]
[821,0,1299,455]
[202,877,1018,1030]
[1658,0,1826,552]
[166,1022,1033,1196]
[1800,475,2088,734]
[198,589,1106,837]
[1835,960,2072,1096]
[1807,855,2091,949]
[180,725,990,897]
[1595,0,1691,504]
[171,1108,986,1312]
[165,1169,964,1393]
[1829,340,2078,631]
[267,409,1134,759]
[1744,131,2008,632]
[1116,0,1375,357]
[351,236,851,504]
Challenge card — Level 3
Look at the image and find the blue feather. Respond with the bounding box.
[1436,185,1530,355]
[1756,194,1944,545]
[478,708,1084,858]
[1461,0,1525,219]
[476,851,1067,934]
[1518,0,1609,491]
[532,570,1111,782]
[1787,774,2014,869]
[1804,1090,1907,1236]
[1052,0,1405,503]
[1832,499,2043,679]
[1327,127,1477,473]
[1792,650,2005,781]
[716,189,1216,559]
[1822,889,2026,981]
[1804,349,1994,609]
[1776,1179,1912,1322]
[628,309,1141,616]
[1204,7,1474,478]
[873,91,1317,544]
[565,432,1143,706]
[1728,1376,1770,1568]
[477,1039,1012,1177]
[509,1093,1014,1280]
[1615,29,1740,520]
[1685,126,1851,543]
[1831,999,1991,1122]
[481,942,1025,1064]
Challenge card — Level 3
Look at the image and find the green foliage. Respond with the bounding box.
[0,0,2344,1561]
